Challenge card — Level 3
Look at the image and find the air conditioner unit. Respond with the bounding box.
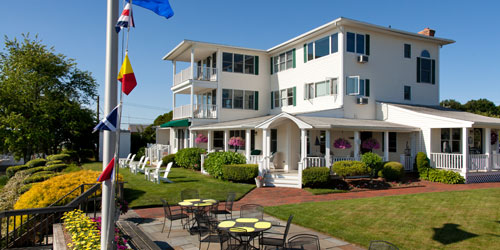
[356,97,368,105]
[357,55,369,63]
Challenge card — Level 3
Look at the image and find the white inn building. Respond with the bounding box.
[153,17,500,187]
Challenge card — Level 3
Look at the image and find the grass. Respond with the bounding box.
[265,188,500,250]
[82,162,255,208]
[304,187,349,195]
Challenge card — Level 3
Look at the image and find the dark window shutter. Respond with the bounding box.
[293,86,297,106]
[416,57,421,83]
[292,48,296,68]
[431,59,435,84]
[254,91,259,110]
[365,34,370,56]
[254,56,259,75]
[270,57,273,75]
[303,44,307,63]
[270,91,274,109]
[365,79,370,97]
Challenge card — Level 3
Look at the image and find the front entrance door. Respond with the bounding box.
[177,129,185,150]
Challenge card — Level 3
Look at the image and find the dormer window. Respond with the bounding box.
[417,50,435,84]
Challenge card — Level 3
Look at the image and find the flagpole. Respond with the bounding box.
[102,0,119,249]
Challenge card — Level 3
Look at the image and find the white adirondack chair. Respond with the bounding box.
[124,154,136,169]
[119,153,132,168]
[135,157,149,175]
[129,156,145,173]
[144,159,159,181]
[152,161,172,184]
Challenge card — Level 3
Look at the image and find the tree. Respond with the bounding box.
[440,99,463,110]
[153,111,172,126]
[0,35,97,160]
[463,99,499,117]
[130,111,172,155]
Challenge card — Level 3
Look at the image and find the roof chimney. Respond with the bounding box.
[418,27,435,37]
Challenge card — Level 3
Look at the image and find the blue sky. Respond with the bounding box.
[2,0,499,126]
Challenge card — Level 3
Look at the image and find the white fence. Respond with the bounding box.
[146,144,170,163]
[304,157,326,168]
[332,156,358,162]
[469,154,488,171]
[173,66,192,86]
[173,104,193,120]
[400,155,414,171]
[493,154,500,170]
[248,155,263,164]
[430,153,463,170]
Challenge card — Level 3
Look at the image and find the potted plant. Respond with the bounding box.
[228,136,245,152]
[333,138,352,149]
[255,175,264,188]
[195,134,208,145]
[362,138,380,152]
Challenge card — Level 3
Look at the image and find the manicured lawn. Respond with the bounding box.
[304,188,348,195]
[82,162,255,208]
[265,188,500,250]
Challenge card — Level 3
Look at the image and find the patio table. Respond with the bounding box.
[178,199,218,233]
[218,218,272,250]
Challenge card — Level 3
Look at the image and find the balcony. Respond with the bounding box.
[173,66,218,87]
[173,104,218,120]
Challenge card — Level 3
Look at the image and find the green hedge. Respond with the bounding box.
[19,183,33,194]
[204,152,247,179]
[6,165,29,178]
[175,148,206,170]
[332,161,370,178]
[221,164,258,183]
[378,162,405,181]
[22,166,46,175]
[162,154,177,167]
[421,168,465,184]
[46,154,70,162]
[46,160,63,166]
[302,167,330,188]
[23,173,58,185]
[26,159,47,168]
[414,152,431,177]
[32,171,56,177]
[44,163,68,172]
[361,152,383,177]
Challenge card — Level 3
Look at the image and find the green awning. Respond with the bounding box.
[160,119,191,128]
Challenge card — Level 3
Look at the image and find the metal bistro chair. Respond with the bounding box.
[194,212,228,250]
[239,204,264,220]
[287,234,321,250]
[160,199,189,238]
[259,214,294,249]
[211,192,236,220]
[368,240,399,250]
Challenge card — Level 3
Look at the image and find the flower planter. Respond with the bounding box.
[255,178,263,188]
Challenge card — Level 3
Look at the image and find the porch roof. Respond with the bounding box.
[387,103,500,128]
[189,116,273,130]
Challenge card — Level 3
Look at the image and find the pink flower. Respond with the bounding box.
[362,138,380,150]
[228,137,245,147]
[195,134,208,144]
[333,138,352,149]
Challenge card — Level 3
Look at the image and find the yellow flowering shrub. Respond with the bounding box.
[14,170,123,210]
[62,209,100,250]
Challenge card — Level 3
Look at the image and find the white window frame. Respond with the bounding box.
[346,76,369,97]
[273,90,280,108]
[346,32,367,55]
[273,49,294,73]
[346,76,360,96]
[222,52,256,75]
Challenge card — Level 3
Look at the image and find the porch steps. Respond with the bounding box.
[264,172,300,188]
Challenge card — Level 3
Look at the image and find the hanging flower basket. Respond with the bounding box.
[195,134,208,144]
[362,138,380,150]
[492,131,498,145]
[228,136,245,152]
[333,138,352,149]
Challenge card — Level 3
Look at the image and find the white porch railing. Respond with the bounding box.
[248,155,263,164]
[173,66,218,86]
[145,144,170,163]
[469,154,488,171]
[193,104,217,119]
[430,153,463,170]
[493,154,500,170]
[332,156,358,162]
[400,155,415,171]
[304,157,326,168]
[173,104,193,120]
[173,66,192,86]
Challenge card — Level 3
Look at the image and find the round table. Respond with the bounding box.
[218,218,273,249]
[178,199,218,232]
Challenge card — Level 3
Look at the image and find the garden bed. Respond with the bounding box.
[306,176,424,195]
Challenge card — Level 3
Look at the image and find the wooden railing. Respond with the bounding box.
[493,154,500,170]
[173,104,193,120]
[469,154,488,171]
[332,156,358,163]
[173,66,192,86]
[304,157,326,168]
[400,155,415,171]
[430,153,463,170]
[173,66,218,86]
[248,155,263,164]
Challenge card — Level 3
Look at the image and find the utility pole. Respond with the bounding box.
[96,96,100,122]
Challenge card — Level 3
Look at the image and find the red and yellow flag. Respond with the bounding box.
[117,53,137,95]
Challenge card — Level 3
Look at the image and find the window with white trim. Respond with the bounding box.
[346,76,370,97]
[346,32,369,55]
[273,90,279,108]
[279,88,293,107]
[441,128,461,153]
[273,49,294,73]
[222,52,257,75]
[229,130,246,150]
[222,89,257,110]
[304,78,338,100]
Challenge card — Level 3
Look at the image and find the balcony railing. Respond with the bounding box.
[173,104,217,120]
[173,66,218,86]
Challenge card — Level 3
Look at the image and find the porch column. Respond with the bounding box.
[462,127,469,176]
[325,130,331,166]
[384,131,389,161]
[224,130,229,152]
[354,131,360,160]
[300,129,307,162]
[207,130,212,152]
[172,61,176,84]
[189,130,195,148]
[485,128,491,171]
[245,129,251,161]
[262,129,269,171]
[184,128,189,149]
[190,85,194,118]
[190,47,195,78]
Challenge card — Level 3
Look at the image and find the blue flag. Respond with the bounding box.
[93,105,119,133]
[127,0,174,19]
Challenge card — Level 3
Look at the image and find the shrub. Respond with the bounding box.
[302,167,330,188]
[46,154,70,163]
[162,154,177,167]
[32,171,56,177]
[0,171,30,211]
[61,149,79,163]
[136,146,146,159]
[44,163,68,172]
[22,166,46,175]
[378,162,405,181]
[19,183,33,194]
[422,168,465,184]
[361,152,383,177]
[221,164,258,183]
[415,152,431,177]
[6,165,28,178]
[175,148,206,170]
[23,173,59,184]
[46,160,63,166]
[0,175,8,187]
[332,161,371,178]
[26,159,47,168]
[204,151,247,179]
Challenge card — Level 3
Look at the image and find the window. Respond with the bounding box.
[315,36,330,59]
[279,53,285,71]
[287,88,293,106]
[222,89,232,108]
[417,50,435,84]
[229,130,246,149]
[273,90,279,108]
[346,32,369,54]
[420,58,431,83]
[304,83,314,100]
[279,88,294,107]
[244,55,254,74]
[213,131,224,148]
[271,129,277,153]
[320,131,326,154]
[441,128,461,153]
[280,89,287,107]
[421,50,430,58]
[222,52,258,75]
[404,86,411,100]
[331,33,338,53]
[233,90,243,109]
[315,81,329,97]
[244,91,254,109]
[404,44,411,58]
[330,78,338,95]
[222,53,233,72]
[273,56,279,73]
[389,132,397,152]
[305,78,337,100]
[286,50,293,69]
[273,49,295,73]
[346,76,370,96]
[307,42,314,61]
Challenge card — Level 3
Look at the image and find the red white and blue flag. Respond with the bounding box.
[115,3,135,33]
[97,157,115,182]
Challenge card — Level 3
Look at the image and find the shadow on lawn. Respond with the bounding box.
[124,188,146,203]
[432,223,478,245]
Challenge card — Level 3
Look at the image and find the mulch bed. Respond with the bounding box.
[329,175,424,192]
